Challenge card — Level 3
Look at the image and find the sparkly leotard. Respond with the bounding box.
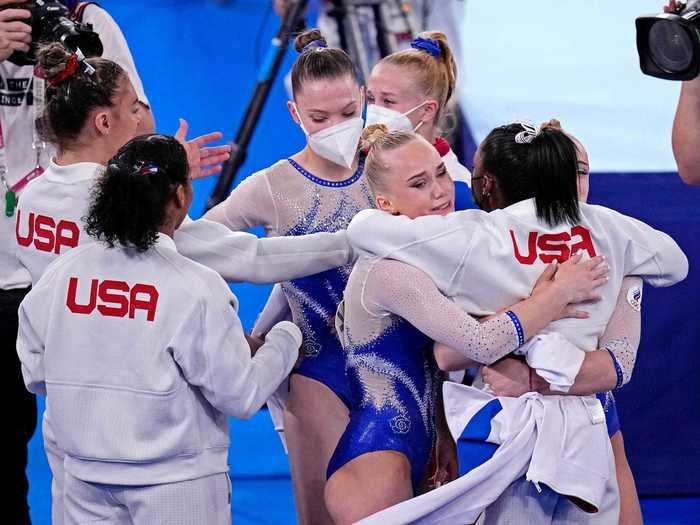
[328,257,522,489]
[205,158,374,406]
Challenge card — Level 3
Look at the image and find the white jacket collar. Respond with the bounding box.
[154,233,177,253]
[44,158,103,184]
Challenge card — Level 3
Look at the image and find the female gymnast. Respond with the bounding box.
[204,28,371,524]
[17,134,302,524]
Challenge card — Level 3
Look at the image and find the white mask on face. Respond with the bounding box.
[365,101,428,132]
[293,98,364,169]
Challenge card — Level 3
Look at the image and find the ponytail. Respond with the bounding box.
[480,123,580,226]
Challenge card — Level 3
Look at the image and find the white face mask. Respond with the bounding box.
[293,103,364,169]
[365,101,428,132]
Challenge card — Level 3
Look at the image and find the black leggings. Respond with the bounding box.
[2,286,36,524]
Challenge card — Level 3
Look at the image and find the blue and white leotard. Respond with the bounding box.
[205,158,374,405]
[329,257,523,488]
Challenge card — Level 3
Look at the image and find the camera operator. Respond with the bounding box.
[666,0,700,185]
[0,2,152,522]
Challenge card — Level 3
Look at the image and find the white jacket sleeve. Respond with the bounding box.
[252,284,292,338]
[613,211,688,287]
[174,218,354,284]
[347,209,481,294]
[173,282,301,420]
[16,277,53,396]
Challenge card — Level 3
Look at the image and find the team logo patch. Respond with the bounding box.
[626,286,643,312]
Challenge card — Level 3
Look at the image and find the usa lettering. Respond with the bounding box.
[16,210,79,254]
[510,225,597,264]
[66,278,159,322]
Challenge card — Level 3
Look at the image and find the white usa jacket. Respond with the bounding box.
[347,199,688,354]
[17,234,302,486]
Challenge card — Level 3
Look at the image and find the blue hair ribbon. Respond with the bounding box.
[410,36,441,58]
[301,39,328,54]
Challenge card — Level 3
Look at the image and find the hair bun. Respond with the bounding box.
[36,43,75,82]
[294,28,328,54]
[360,123,390,153]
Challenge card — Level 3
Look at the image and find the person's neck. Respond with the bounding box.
[417,123,438,145]
[293,146,357,181]
[55,143,112,167]
[158,225,175,239]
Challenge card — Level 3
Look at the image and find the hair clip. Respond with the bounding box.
[301,39,328,54]
[410,36,441,58]
[514,121,541,144]
[75,48,95,76]
[134,163,160,176]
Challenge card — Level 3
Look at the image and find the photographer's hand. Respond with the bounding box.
[174,118,232,180]
[0,2,31,62]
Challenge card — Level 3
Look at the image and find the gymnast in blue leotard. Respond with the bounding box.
[325,256,528,524]
[203,28,375,524]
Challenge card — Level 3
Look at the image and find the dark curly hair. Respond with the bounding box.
[84,134,189,252]
[480,123,580,226]
[35,42,126,151]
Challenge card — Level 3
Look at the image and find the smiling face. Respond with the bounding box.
[373,136,455,218]
[288,74,362,135]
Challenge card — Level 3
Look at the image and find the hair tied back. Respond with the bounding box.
[514,121,541,144]
[410,36,442,58]
[301,39,328,54]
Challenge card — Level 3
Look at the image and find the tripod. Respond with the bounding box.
[206,0,413,210]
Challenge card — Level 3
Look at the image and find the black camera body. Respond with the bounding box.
[637,0,700,80]
[6,0,103,66]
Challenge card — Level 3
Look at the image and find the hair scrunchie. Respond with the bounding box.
[410,36,441,58]
[301,39,328,54]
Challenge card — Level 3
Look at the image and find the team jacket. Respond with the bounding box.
[347,198,688,353]
[17,234,302,486]
[16,160,354,286]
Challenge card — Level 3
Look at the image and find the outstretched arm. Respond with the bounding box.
[365,257,605,367]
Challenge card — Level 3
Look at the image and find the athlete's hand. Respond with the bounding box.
[0,2,31,62]
[174,118,231,180]
[428,431,458,489]
[482,357,532,397]
[554,252,609,304]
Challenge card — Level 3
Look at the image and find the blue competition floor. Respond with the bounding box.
[24,1,700,523]
[27,395,700,524]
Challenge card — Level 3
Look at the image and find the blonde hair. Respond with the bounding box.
[361,124,417,195]
[380,31,457,125]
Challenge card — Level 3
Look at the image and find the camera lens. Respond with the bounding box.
[649,19,694,73]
